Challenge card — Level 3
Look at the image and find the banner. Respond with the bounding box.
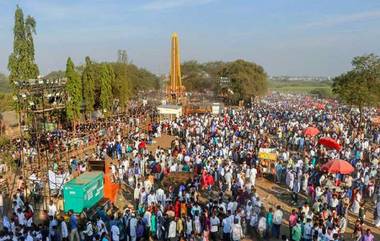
[48,170,70,190]
[258,148,277,161]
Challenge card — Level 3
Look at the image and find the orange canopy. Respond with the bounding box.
[304,127,320,137]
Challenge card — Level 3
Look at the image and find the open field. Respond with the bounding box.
[269,80,333,95]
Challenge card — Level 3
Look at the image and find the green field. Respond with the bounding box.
[269,80,333,97]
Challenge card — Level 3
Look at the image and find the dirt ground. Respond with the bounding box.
[147,134,175,152]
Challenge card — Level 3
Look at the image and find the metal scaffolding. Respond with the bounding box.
[13,78,67,206]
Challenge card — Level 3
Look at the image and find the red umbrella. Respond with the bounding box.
[304,127,320,137]
[318,137,341,151]
[321,159,354,174]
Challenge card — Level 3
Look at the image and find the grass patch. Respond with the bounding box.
[269,80,333,97]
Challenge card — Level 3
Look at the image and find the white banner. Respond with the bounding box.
[48,170,70,190]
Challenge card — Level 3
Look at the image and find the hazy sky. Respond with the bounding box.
[1,0,380,76]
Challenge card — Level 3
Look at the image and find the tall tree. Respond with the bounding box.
[218,59,268,103]
[351,54,380,103]
[109,63,131,109]
[181,60,208,92]
[24,15,39,78]
[333,54,380,120]
[99,64,113,113]
[8,5,39,84]
[82,57,95,115]
[65,58,82,122]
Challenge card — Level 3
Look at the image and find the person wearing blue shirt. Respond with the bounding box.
[68,210,80,241]
[222,210,233,241]
[275,162,283,183]
[129,214,138,241]
[116,142,122,160]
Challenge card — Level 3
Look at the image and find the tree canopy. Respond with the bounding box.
[181,61,212,92]
[76,58,159,114]
[126,64,160,91]
[333,54,380,112]
[218,59,268,102]
[108,62,131,109]
[8,5,39,84]
[65,58,82,122]
[82,57,96,115]
[99,64,114,113]
[180,60,268,100]
[181,61,226,92]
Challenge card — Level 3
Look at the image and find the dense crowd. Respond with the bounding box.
[1,94,380,241]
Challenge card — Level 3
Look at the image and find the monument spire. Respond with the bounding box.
[168,32,184,102]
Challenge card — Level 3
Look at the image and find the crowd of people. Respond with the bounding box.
[0,94,379,241]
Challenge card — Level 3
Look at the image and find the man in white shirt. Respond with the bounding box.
[96,216,106,236]
[232,218,243,241]
[0,191,3,216]
[111,223,120,241]
[139,188,147,206]
[147,191,157,206]
[48,200,57,218]
[224,170,232,191]
[250,166,257,187]
[156,188,165,205]
[82,221,94,240]
[329,195,339,209]
[272,205,283,239]
[210,212,220,241]
[168,219,177,240]
[134,184,141,208]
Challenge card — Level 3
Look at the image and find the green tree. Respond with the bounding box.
[203,61,226,78]
[218,59,268,102]
[181,60,207,92]
[8,5,39,83]
[109,63,131,109]
[181,61,226,92]
[126,64,160,91]
[351,54,380,103]
[333,54,380,120]
[99,64,113,113]
[82,57,95,115]
[24,15,39,78]
[65,58,82,122]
